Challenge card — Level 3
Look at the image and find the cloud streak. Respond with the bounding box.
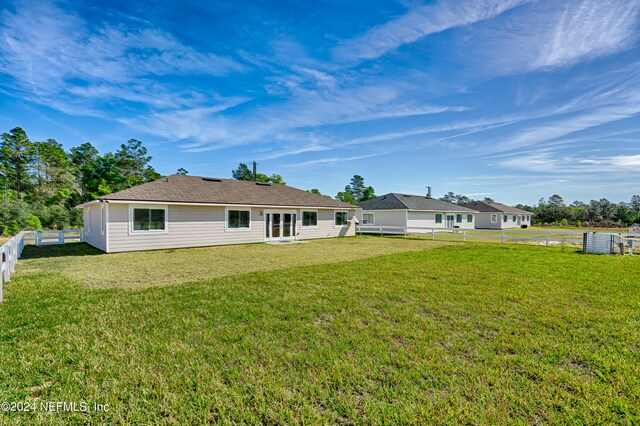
[333,0,531,63]
[0,0,244,114]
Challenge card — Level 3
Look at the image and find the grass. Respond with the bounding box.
[17,236,447,289]
[0,239,639,424]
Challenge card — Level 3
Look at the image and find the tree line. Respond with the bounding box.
[0,127,161,235]
[516,194,640,228]
[440,191,640,227]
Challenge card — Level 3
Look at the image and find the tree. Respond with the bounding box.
[116,139,161,189]
[361,185,376,202]
[336,191,355,204]
[70,142,99,201]
[232,163,253,181]
[33,139,74,204]
[0,127,36,199]
[231,162,286,184]
[483,197,495,203]
[341,175,375,203]
[176,168,189,175]
[548,194,565,207]
[307,188,331,198]
[345,175,366,202]
[440,192,472,204]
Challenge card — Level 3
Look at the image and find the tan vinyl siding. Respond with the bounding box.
[106,204,265,253]
[83,204,107,252]
[407,211,475,230]
[100,204,357,252]
[297,209,357,240]
[475,212,531,229]
[356,210,406,227]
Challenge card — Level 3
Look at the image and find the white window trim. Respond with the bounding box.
[85,207,91,233]
[301,210,319,228]
[128,204,169,235]
[334,210,348,227]
[100,204,105,236]
[225,207,252,231]
[435,213,443,224]
[455,214,463,223]
[491,214,497,223]
[362,212,375,225]
[467,214,473,223]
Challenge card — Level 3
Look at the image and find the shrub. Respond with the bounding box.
[25,214,43,230]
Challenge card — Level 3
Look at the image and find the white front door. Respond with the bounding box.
[265,211,297,241]
[446,214,455,228]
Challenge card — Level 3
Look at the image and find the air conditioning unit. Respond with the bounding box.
[583,233,623,255]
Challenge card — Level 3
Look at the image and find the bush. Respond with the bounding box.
[41,205,71,230]
[25,214,43,230]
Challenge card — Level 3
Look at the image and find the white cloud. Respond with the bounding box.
[0,0,243,112]
[468,0,640,75]
[333,0,531,63]
[287,153,388,168]
[610,155,640,168]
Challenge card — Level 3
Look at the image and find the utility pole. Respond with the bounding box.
[252,161,257,182]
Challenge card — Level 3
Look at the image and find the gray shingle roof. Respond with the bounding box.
[359,193,478,212]
[461,201,532,215]
[97,175,358,209]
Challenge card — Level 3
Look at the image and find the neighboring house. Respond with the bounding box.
[357,193,479,231]
[461,201,533,229]
[77,175,360,253]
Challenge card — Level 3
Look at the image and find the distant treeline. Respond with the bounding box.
[441,192,640,228]
[0,127,161,235]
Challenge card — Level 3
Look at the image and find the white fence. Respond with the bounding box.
[356,225,640,251]
[0,230,83,303]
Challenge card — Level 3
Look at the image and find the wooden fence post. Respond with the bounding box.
[501,231,505,244]
[545,233,550,247]
[463,230,466,242]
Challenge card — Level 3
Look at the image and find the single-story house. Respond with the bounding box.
[460,201,533,229]
[77,175,360,253]
[357,193,479,231]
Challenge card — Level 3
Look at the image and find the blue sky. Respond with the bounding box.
[1,0,639,205]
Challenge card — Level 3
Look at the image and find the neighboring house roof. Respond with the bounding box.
[84,175,358,209]
[359,193,478,213]
[461,201,532,215]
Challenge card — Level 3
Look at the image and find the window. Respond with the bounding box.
[227,209,250,229]
[302,211,318,227]
[435,213,442,224]
[362,213,375,225]
[503,215,508,222]
[491,214,497,223]
[133,208,166,231]
[100,204,105,235]
[85,208,91,233]
[513,215,516,221]
[335,211,348,226]
[456,214,462,223]
[467,214,473,223]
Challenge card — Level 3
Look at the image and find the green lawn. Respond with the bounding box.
[1,238,639,424]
